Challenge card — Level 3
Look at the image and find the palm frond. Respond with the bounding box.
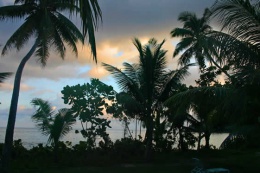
[52,27,66,59]
[0,72,12,83]
[48,108,75,144]
[165,86,231,109]
[133,38,144,59]
[0,4,34,20]
[211,0,260,49]
[177,47,195,66]
[102,62,138,92]
[178,11,197,23]
[157,63,194,102]
[170,28,193,38]
[78,0,102,62]
[31,98,75,145]
[51,12,84,57]
[35,35,50,66]
[209,30,260,68]
[173,37,193,57]
[122,62,140,85]
[31,98,54,136]
[55,108,75,140]
[1,14,37,55]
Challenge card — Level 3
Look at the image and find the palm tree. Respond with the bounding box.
[165,85,230,149]
[171,9,232,79]
[31,98,76,161]
[0,0,101,171]
[103,38,192,160]
[210,0,260,84]
[211,0,260,51]
[209,0,260,148]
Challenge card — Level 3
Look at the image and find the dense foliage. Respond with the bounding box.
[1,0,260,172]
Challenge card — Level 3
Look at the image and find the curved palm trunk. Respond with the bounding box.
[205,51,232,80]
[1,41,38,173]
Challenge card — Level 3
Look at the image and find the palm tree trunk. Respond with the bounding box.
[135,115,137,139]
[54,142,59,163]
[205,51,232,80]
[139,120,142,139]
[179,127,186,151]
[197,131,202,150]
[1,41,38,173]
[205,130,211,149]
[144,115,153,162]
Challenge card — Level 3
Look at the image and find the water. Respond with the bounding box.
[0,127,228,149]
[0,127,126,149]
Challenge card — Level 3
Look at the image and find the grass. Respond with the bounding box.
[11,149,260,173]
[15,164,192,173]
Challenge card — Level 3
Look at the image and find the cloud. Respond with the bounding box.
[0,0,216,81]
[0,106,34,127]
[182,66,200,86]
[0,82,34,92]
[0,0,220,127]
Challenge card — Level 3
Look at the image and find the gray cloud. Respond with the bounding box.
[0,0,218,127]
[96,0,215,42]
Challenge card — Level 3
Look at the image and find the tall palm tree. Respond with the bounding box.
[31,98,76,161]
[0,0,100,171]
[209,0,260,148]
[103,38,192,160]
[171,9,232,79]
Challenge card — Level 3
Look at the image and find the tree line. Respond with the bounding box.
[0,0,259,172]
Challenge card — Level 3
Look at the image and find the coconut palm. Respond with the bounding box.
[103,38,192,160]
[171,9,232,79]
[210,0,260,84]
[165,85,231,149]
[209,0,260,148]
[31,98,76,161]
[0,0,100,171]
[211,0,260,50]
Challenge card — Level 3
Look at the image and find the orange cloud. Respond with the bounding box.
[86,65,110,79]
[18,105,26,111]
[0,83,34,92]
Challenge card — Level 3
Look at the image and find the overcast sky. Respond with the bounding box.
[0,0,217,128]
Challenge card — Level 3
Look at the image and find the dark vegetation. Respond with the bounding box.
[1,139,260,173]
[1,0,260,172]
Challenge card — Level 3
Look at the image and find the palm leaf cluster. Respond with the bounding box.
[171,9,232,79]
[210,0,260,82]
[167,0,260,149]
[103,38,192,158]
[0,1,102,169]
[0,0,87,66]
[0,72,12,84]
[103,38,192,117]
[31,98,76,145]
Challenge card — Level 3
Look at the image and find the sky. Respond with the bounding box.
[0,0,218,128]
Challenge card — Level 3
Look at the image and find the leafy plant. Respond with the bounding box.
[61,79,114,148]
[31,98,76,161]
